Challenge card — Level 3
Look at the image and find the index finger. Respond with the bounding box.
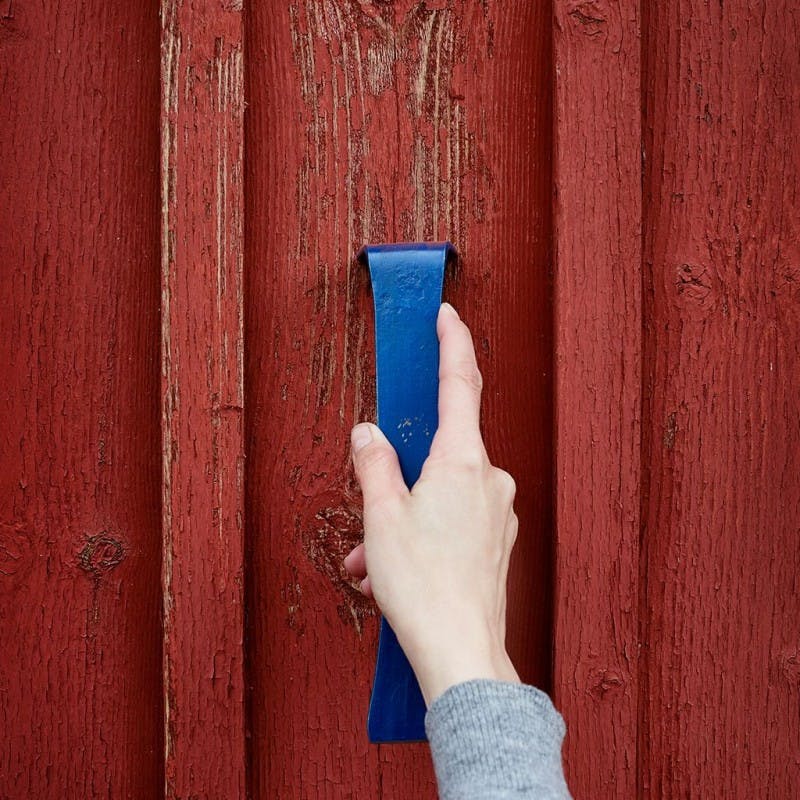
[430,303,487,460]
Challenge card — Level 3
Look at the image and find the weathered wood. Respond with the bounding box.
[244,1,553,796]
[552,1,642,796]
[640,0,800,795]
[160,0,247,796]
[0,2,163,796]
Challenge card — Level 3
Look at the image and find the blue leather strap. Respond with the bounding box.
[358,242,455,743]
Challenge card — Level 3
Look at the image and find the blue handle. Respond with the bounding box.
[358,242,455,743]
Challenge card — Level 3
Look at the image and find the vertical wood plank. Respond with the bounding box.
[0,2,163,797]
[640,0,800,794]
[160,1,247,796]
[245,2,553,797]
[552,1,642,796]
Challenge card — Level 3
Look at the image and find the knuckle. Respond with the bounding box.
[493,468,517,499]
[504,512,519,553]
[430,438,487,472]
[446,360,483,394]
[461,363,484,393]
[356,443,394,474]
[457,447,489,472]
[508,514,519,545]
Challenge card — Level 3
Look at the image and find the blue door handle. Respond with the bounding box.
[358,242,456,743]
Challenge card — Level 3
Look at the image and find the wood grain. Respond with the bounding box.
[552,1,642,797]
[244,1,553,796]
[640,0,800,795]
[0,2,163,796]
[160,0,247,796]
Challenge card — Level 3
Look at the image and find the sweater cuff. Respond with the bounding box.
[424,680,569,799]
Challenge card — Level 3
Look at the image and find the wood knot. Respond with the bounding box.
[567,2,607,36]
[586,666,626,701]
[78,534,125,578]
[672,262,718,319]
[302,498,363,581]
[300,491,375,632]
[773,649,800,687]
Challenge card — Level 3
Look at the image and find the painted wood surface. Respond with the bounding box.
[3,2,798,798]
[640,0,800,795]
[0,2,164,797]
[160,0,247,797]
[244,1,553,796]
[552,1,642,796]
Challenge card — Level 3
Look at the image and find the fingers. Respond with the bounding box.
[350,422,408,508]
[431,303,487,462]
[344,543,373,598]
[343,542,367,578]
[343,542,367,580]
[349,425,406,602]
[359,575,374,599]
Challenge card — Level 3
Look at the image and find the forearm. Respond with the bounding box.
[425,680,572,800]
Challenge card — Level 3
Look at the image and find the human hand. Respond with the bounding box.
[344,303,520,706]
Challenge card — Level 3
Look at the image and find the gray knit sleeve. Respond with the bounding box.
[424,680,572,800]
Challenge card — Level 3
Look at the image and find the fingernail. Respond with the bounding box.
[351,424,373,452]
[441,302,459,319]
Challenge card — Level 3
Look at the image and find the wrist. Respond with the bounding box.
[406,631,520,706]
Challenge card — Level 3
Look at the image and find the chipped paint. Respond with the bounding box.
[160,0,246,795]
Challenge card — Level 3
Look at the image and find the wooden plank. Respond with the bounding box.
[160,1,246,796]
[640,0,800,794]
[0,2,163,796]
[552,1,642,796]
[244,1,553,796]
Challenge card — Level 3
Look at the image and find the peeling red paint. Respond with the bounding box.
[246,2,552,797]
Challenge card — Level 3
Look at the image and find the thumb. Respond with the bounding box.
[351,423,408,507]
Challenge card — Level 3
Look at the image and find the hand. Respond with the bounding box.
[344,302,520,706]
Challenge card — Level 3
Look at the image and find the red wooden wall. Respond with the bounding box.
[552,0,642,794]
[1,2,164,796]
[639,0,800,794]
[1,1,798,798]
[244,2,552,796]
